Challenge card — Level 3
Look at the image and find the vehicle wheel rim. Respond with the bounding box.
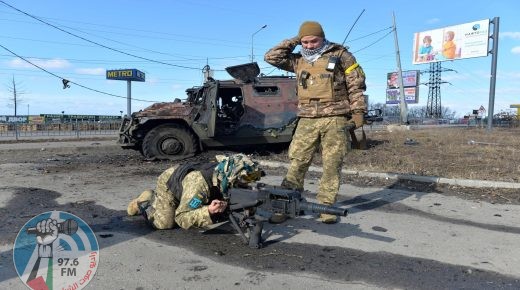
[160,137,183,155]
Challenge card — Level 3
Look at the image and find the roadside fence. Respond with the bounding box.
[0,121,120,140]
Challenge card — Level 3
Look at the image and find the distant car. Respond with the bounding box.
[118,63,298,160]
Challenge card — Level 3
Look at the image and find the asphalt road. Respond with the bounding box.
[0,141,519,289]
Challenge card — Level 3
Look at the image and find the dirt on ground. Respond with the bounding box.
[2,128,518,290]
[349,126,519,183]
[343,126,520,204]
[0,126,519,207]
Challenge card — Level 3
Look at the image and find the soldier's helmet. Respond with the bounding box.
[214,153,263,195]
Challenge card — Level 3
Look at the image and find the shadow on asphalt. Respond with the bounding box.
[0,186,152,284]
[2,185,520,289]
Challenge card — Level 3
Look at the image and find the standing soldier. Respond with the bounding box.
[264,21,367,223]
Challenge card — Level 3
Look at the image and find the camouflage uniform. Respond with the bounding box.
[127,154,262,230]
[264,36,367,207]
[145,167,216,230]
[148,166,178,229]
[174,170,216,229]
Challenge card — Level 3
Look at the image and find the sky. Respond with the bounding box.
[0,0,518,118]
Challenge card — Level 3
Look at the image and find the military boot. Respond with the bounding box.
[127,189,153,216]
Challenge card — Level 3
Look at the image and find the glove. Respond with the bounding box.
[351,113,364,129]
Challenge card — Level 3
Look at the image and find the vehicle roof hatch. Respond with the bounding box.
[225,62,260,83]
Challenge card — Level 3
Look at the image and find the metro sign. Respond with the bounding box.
[106,69,145,82]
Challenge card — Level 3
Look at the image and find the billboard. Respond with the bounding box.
[0,115,28,123]
[386,70,420,104]
[40,114,121,121]
[387,70,419,89]
[412,19,490,64]
[386,87,419,104]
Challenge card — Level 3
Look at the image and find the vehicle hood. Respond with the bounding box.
[225,62,260,83]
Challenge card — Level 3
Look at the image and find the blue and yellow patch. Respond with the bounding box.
[188,196,203,209]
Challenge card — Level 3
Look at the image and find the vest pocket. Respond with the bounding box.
[299,73,334,102]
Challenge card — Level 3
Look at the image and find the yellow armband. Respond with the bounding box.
[345,63,359,74]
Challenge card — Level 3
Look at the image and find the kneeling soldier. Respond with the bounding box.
[127,154,263,229]
[127,153,263,229]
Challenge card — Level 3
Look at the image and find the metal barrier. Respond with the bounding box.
[0,121,120,140]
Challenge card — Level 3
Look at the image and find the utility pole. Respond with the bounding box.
[392,12,407,124]
[487,17,500,131]
[7,76,25,141]
[7,76,25,117]
[251,25,267,63]
[12,77,17,116]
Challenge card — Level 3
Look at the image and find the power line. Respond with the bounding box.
[0,68,196,84]
[0,14,254,63]
[0,51,250,64]
[0,32,249,63]
[448,61,490,89]
[359,53,394,64]
[56,23,250,60]
[0,0,211,71]
[0,34,99,48]
[352,30,393,54]
[348,26,393,43]
[342,9,366,46]
[0,9,251,48]
[261,26,395,72]
[0,30,231,71]
[0,43,159,103]
[1,4,392,71]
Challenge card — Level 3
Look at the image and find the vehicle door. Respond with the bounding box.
[192,81,218,138]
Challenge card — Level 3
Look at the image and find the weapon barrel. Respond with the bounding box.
[300,201,348,216]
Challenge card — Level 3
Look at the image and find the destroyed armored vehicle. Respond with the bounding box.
[118,63,299,160]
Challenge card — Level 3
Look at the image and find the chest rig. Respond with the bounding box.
[167,162,221,203]
[296,55,339,103]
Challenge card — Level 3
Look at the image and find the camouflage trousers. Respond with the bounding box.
[282,116,349,205]
[147,166,178,229]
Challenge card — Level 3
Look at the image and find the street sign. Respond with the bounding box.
[106,69,145,82]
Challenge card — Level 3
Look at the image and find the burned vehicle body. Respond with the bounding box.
[118,63,298,160]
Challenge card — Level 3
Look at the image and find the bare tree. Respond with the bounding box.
[368,102,385,111]
[6,76,26,116]
[407,105,456,119]
[441,106,456,119]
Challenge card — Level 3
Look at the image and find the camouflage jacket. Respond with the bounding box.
[264,37,367,117]
[174,170,221,229]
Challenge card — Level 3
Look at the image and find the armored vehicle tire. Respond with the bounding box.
[142,124,198,160]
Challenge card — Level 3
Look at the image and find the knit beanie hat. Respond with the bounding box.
[298,21,325,39]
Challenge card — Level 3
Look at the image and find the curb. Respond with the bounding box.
[259,160,520,190]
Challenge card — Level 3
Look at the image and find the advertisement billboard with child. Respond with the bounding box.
[412,19,490,64]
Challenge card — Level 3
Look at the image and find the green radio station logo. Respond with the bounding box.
[13,211,99,290]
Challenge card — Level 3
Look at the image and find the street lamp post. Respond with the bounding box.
[251,25,267,63]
